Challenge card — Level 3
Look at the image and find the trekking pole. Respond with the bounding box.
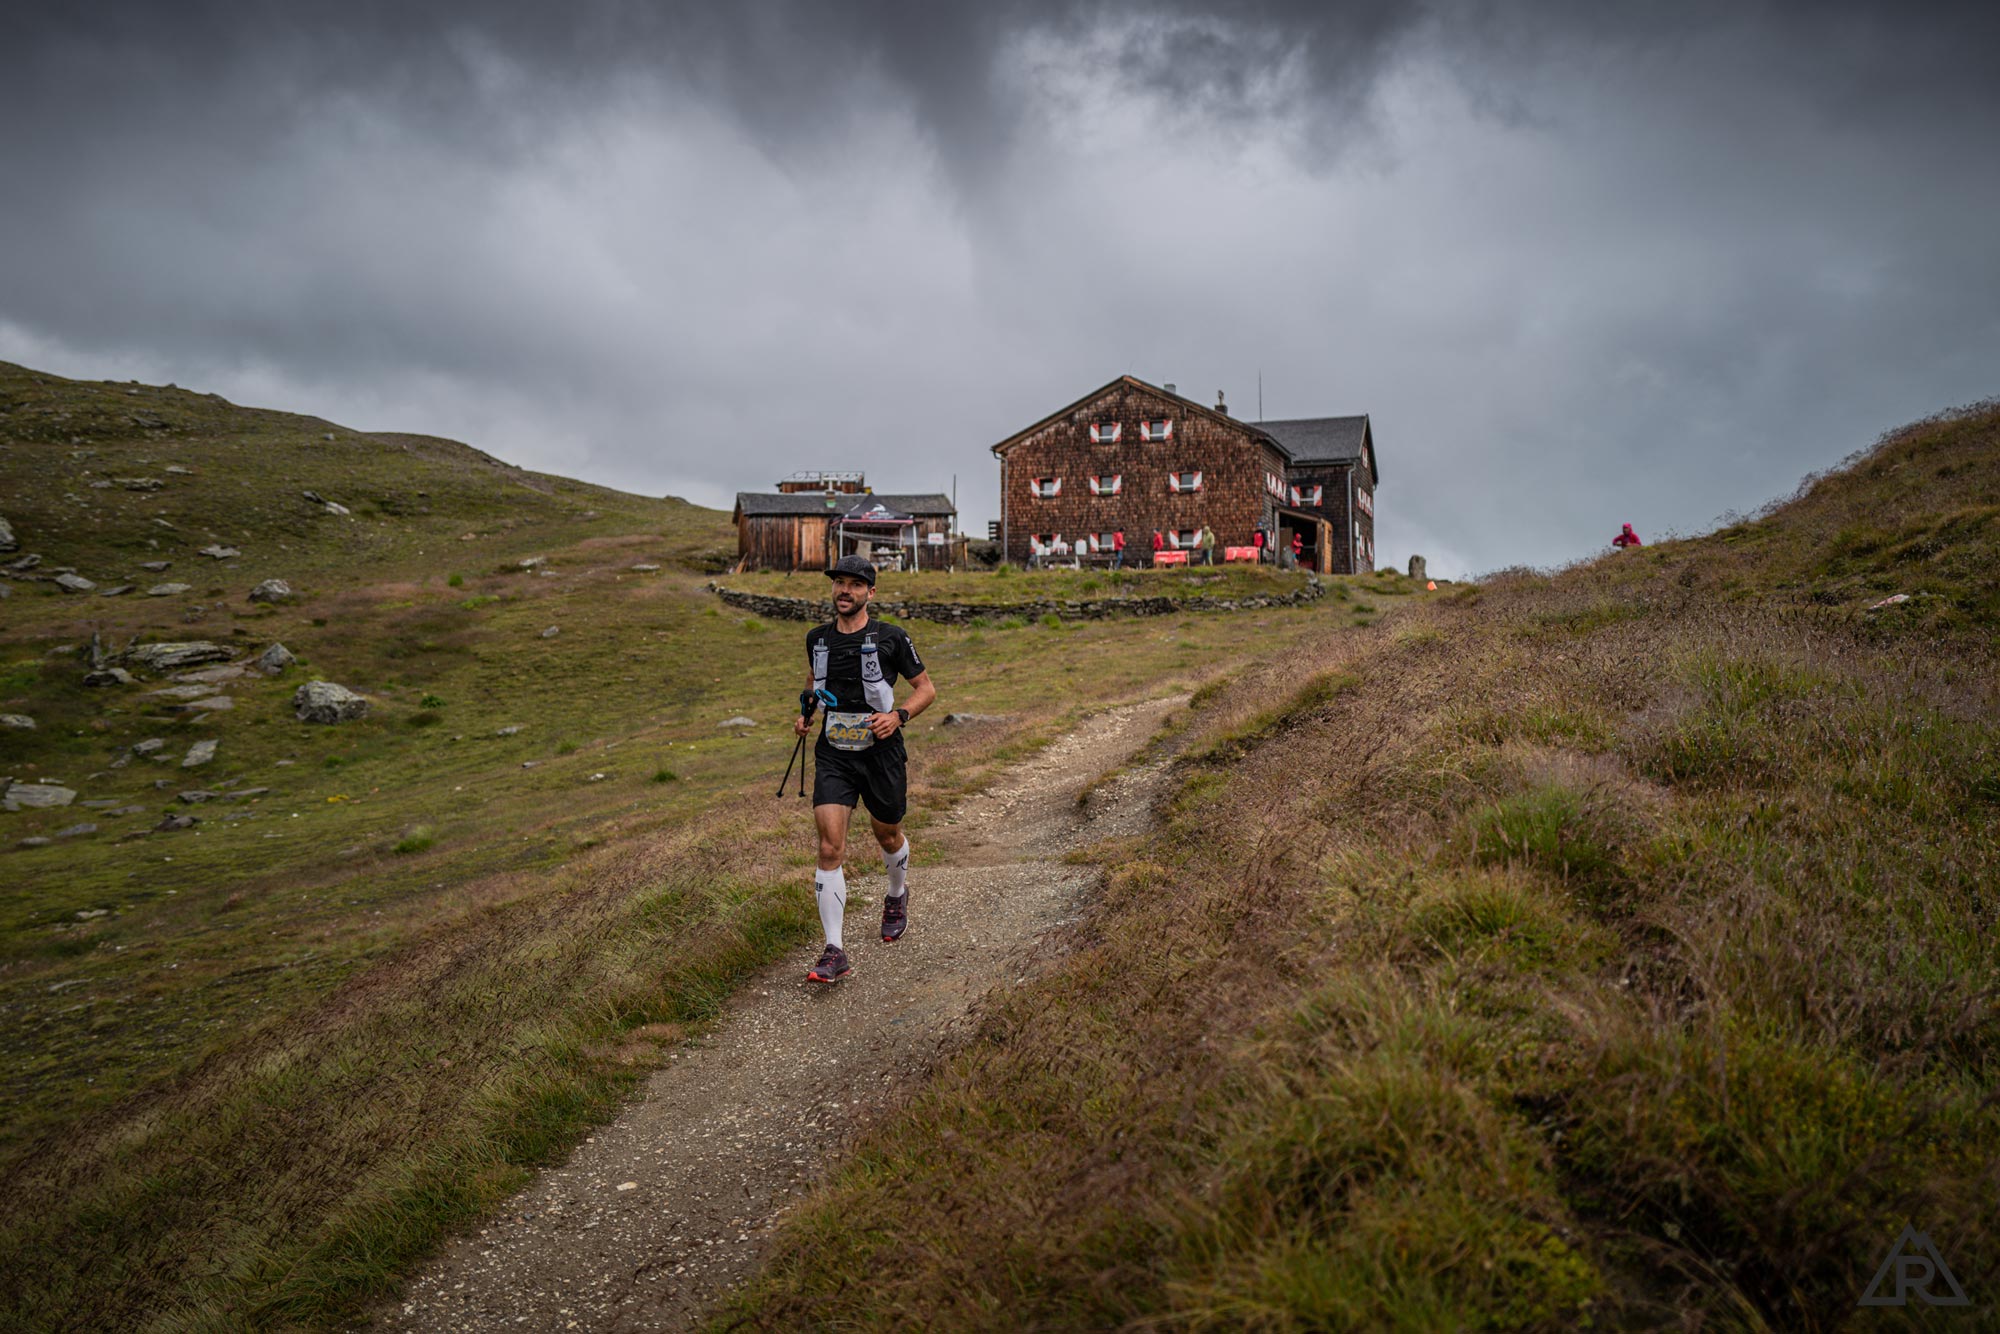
[776,732,806,798]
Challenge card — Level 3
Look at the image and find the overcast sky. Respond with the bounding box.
[4,1,1995,576]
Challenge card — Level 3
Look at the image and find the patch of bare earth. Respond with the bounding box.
[371,696,1182,1332]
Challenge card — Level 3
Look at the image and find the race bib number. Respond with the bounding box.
[823,710,877,752]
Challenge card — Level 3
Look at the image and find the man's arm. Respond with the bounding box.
[870,670,935,738]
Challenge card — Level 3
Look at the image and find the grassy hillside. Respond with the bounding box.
[725,403,2000,1329]
[0,362,1399,1329]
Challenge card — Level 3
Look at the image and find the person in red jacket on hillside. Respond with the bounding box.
[1111,529,1126,570]
[1151,530,1164,565]
[1612,523,1643,550]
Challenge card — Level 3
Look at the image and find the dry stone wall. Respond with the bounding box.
[707,579,1324,625]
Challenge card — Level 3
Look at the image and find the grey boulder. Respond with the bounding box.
[0,516,14,551]
[54,573,97,593]
[182,739,218,767]
[3,782,76,811]
[248,579,294,603]
[121,642,237,672]
[199,544,241,559]
[147,583,193,596]
[83,668,138,687]
[256,643,297,674]
[294,680,370,724]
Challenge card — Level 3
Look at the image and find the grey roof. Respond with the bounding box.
[1258,416,1369,466]
[735,491,955,518]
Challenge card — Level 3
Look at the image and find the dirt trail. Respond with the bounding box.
[375,696,1180,1332]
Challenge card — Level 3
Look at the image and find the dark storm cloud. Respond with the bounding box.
[3,1,1998,574]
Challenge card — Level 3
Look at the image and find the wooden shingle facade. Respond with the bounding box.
[991,376,1380,573]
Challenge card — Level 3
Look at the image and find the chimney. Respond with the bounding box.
[1215,390,1228,415]
[1164,382,1177,395]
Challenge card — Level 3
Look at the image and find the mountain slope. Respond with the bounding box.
[726,402,2000,1330]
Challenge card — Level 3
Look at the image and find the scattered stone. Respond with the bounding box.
[322,500,350,516]
[1407,553,1428,582]
[718,716,757,728]
[55,823,99,838]
[588,772,608,782]
[221,788,271,801]
[496,725,522,736]
[164,465,193,475]
[178,696,234,713]
[121,642,236,671]
[147,683,220,700]
[182,738,218,767]
[81,799,123,809]
[0,516,14,552]
[178,790,218,804]
[90,479,114,489]
[941,713,1010,726]
[539,625,560,639]
[140,560,171,571]
[17,837,51,849]
[3,782,75,810]
[83,668,138,687]
[54,573,97,593]
[294,680,370,724]
[274,759,296,766]
[248,578,294,603]
[107,806,146,817]
[9,553,42,571]
[302,490,328,505]
[75,908,110,920]
[147,582,193,596]
[133,739,165,754]
[198,545,240,559]
[521,760,540,769]
[99,584,134,597]
[153,518,175,529]
[117,477,165,491]
[630,563,661,572]
[1,715,35,730]
[174,664,246,684]
[518,556,547,569]
[255,643,296,674]
[155,814,199,832]
[1869,592,1913,611]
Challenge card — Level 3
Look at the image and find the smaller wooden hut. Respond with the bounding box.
[733,478,955,572]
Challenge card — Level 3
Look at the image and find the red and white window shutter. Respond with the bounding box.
[1289,483,1323,506]
[1031,476,1061,499]
[1140,419,1172,442]
[1088,474,1123,496]
[1169,470,1203,493]
[1089,422,1122,444]
[1356,488,1374,517]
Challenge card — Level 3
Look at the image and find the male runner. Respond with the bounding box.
[795,554,937,983]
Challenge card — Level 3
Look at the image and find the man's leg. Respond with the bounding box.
[812,802,850,950]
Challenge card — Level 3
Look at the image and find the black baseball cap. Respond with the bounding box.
[826,554,877,586]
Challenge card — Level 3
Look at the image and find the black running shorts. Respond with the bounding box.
[812,741,908,824]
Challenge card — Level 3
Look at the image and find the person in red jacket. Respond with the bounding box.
[1612,523,1643,549]
[1151,530,1164,564]
[1111,529,1126,570]
[1290,531,1304,565]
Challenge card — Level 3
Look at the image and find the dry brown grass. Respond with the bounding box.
[724,404,2000,1330]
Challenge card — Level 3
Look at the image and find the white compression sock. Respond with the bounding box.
[814,867,846,949]
[883,839,910,900]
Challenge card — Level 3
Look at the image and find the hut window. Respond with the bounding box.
[1089,422,1122,444]
[1031,476,1062,499]
[1096,531,1119,549]
[1168,470,1203,493]
[1174,529,1200,548]
[1030,533,1055,553]
[1289,483,1323,506]
[1088,474,1123,497]
[1356,487,1374,516]
[1140,419,1172,442]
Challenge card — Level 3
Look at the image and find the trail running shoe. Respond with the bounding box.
[805,943,851,984]
[881,892,908,943]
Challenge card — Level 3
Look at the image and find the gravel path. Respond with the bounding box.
[373,696,1179,1332]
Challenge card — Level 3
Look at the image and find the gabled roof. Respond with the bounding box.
[734,492,954,521]
[1258,415,1379,484]
[989,375,1284,457]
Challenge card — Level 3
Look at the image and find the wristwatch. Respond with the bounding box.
[895,707,910,725]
